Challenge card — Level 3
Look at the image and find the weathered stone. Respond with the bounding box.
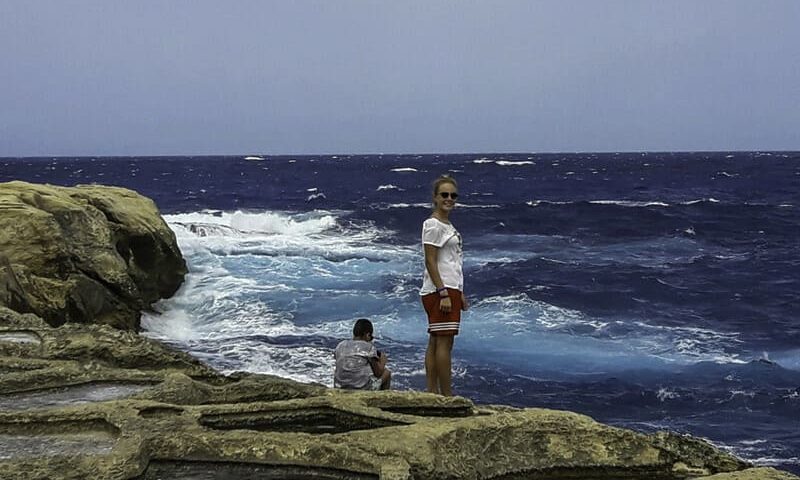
[698,468,800,479]
[3,307,792,479]
[0,181,186,330]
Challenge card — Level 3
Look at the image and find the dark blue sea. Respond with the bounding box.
[2,152,799,472]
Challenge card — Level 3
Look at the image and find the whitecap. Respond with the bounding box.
[683,198,720,205]
[589,200,670,207]
[496,160,534,166]
[244,156,265,161]
[750,457,800,467]
[164,210,337,237]
[306,192,326,202]
[384,203,429,209]
[376,184,402,191]
[525,200,571,207]
[461,204,501,208]
[656,387,679,401]
[630,321,745,364]
[390,167,417,172]
[727,389,756,399]
[384,202,498,209]
[145,209,419,389]
[738,439,768,446]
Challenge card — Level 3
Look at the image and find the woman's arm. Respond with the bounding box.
[424,244,445,289]
[424,244,452,312]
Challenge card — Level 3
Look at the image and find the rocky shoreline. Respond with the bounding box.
[0,181,796,479]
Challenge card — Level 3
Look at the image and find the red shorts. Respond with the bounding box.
[422,288,462,336]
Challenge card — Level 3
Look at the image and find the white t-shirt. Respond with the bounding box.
[333,339,378,389]
[420,217,463,295]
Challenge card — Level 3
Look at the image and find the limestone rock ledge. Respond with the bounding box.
[0,181,186,330]
[1,307,797,480]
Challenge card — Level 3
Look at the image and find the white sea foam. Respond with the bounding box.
[145,209,424,387]
[529,198,724,208]
[384,203,429,209]
[751,457,800,467]
[376,184,403,191]
[527,199,672,208]
[589,200,669,207]
[683,198,720,205]
[727,390,756,399]
[656,388,679,401]
[738,439,768,446]
[384,202,499,209]
[390,167,417,172]
[496,160,534,166]
[165,210,337,236]
[525,200,571,207]
[714,441,800,468]
[630,322,745,364]
[460,292,745,365]
[471,159,534,166]
[472,158,493,164]
[149,208,755,389]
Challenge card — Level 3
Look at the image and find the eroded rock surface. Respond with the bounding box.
[0,181,186,329]
[1,308,796,480]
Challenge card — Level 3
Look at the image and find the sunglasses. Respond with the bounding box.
[438,192,459,199]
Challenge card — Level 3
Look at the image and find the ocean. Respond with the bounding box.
[2,152,799,473]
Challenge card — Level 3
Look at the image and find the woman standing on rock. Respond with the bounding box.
[420,175,468,396]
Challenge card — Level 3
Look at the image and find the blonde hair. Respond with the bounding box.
[431,175,458,209]
[432,175,457,196]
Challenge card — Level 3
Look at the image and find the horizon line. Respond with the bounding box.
[2,149,799,159]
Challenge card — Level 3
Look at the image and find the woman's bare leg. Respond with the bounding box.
[435,335,454,396]
[425,335,439,393]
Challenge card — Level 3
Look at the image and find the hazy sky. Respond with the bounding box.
[2,1,799,156]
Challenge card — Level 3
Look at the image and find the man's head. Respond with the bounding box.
[353,318,374,341]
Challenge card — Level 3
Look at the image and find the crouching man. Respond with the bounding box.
[334,318,391,390]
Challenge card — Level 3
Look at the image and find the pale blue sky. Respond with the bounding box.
[1,1,799,156]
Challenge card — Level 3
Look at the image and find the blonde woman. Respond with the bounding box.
[420,175,468,396]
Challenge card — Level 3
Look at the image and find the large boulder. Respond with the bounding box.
[0,181,186,330]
